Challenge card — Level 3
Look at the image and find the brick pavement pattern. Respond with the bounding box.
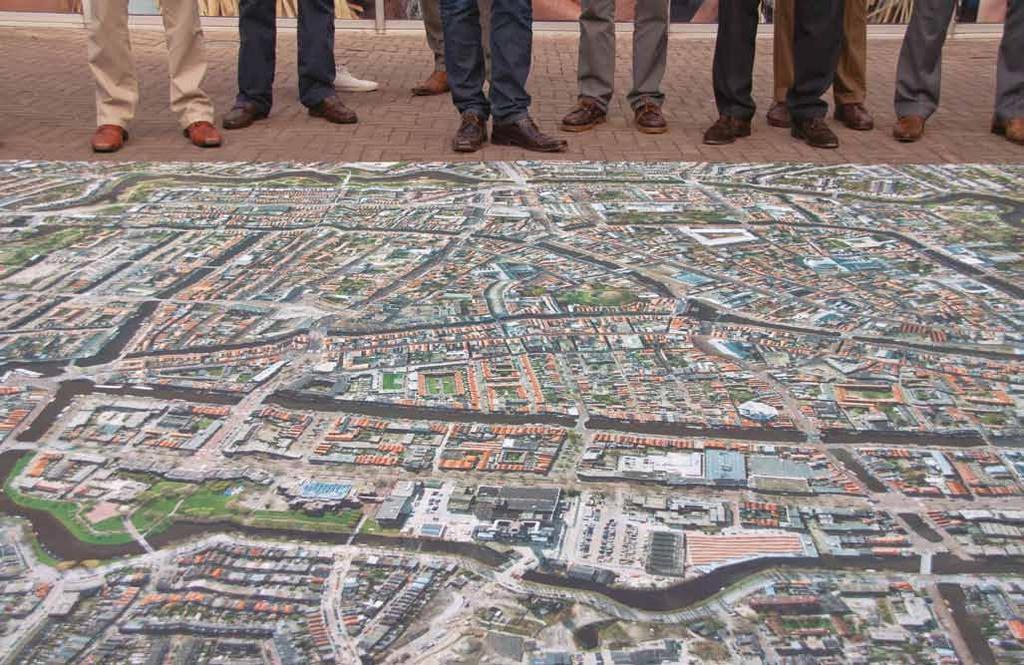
[0,26,1020,164]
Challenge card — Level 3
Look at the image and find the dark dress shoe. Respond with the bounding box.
[766,102,792,128]
[413,71,450,96]
[992,116,1024,145]
[184,121,223,148]
[634,100,667,134]
[893,115,926,142]
[492,116,567,153]
[702,116,751,145]
[561,97,607,133]
[792,117,839,149]
[309,95,358,124]
[91,124,127,153]
[452,112,487,153]
[222,102,268,130]
[835,103,875,131]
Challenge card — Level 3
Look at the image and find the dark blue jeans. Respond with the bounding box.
[235,0,336,114]
[440,0,532,124]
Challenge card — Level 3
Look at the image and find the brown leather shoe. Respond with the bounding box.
[634,99,667,134]
[766,101,791,128]
[184,121,223,148]
[309,95,358,124]
[412,71,450,96]
[992,116,1024,145]
[835,103,875,131]
[791,117,839,149]
[222,102,268,130]
[702,116,751,145]
[561,97,606,133]
[452,112,487,153]
[492,116,568,153]
[91,124,127,153]
[893,115,926,142]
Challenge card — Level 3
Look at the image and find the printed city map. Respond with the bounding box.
[0,159,1022,664]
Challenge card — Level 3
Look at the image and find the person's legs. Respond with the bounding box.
[160,0,216,130]
[422,0,447,73]
[786,0,842,122]
[578,0,616,111]
[772,0,795,104]
[487,0,533,124]
[236,0,276,114]
[297,0,337,108]
[894,0,955,120]
[834,0,867,105]
[626,0,668,111]
[441,0,490,119]
[994,0,1024,122]
[712,0,759,120]
[84,0,137,130]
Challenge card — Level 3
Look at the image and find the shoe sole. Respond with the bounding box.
[412,88,450,97]
[637,125,668,135]
[766,117,792,129]
[491,135,567,153]
[561,116,606,133]
[91,144,123,153]
[452,137,488,153]
[309,109,358,124]
[703,127,751,146]
[337,86,379,93]
[893,131,922,143]
[222,114,268,131]
[791,127,838,149]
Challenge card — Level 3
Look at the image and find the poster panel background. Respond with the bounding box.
[0,0,1009,23]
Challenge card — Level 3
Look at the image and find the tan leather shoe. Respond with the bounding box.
[412,71,449,96]
[992,116,1024,145]
[184,121,223,148]
[91,124,127,153]
[893,115,926,142]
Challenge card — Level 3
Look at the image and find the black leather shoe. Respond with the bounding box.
[702,116,751,145]
[491,116,568,153]
[791,117,839,149]
[452,112,487,153]
[222,102,269,130]
[766,102,791,128]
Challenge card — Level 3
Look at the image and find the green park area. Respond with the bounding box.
[558,287,637,308]
[424,374,458,396]
[3,453,364,558]
[382,372,406,391]
[0,227,90,275]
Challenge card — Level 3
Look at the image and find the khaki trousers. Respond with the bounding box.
[84,0,215,130]
[773,0,867,105]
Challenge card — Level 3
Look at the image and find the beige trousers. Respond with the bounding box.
[84,0,215,130]
[773,0,868,106]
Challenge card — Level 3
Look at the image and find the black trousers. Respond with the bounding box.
[235,0,336,114]
[713,0,843,121]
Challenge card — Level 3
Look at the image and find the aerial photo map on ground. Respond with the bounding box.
[0,159,1022,664]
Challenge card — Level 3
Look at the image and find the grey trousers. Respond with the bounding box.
[578,0,669,111]
[422,0,491,72]
[896,0,1024,120]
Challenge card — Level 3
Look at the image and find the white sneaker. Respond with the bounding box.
[335,65,379,93]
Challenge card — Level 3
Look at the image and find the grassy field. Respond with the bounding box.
[424,374,458,396]
[559,288,637,308]
[383,372,406,391]
[2,453,135,546]
[0,227,90,273]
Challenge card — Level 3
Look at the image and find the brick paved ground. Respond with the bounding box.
[0,25,1020,164]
